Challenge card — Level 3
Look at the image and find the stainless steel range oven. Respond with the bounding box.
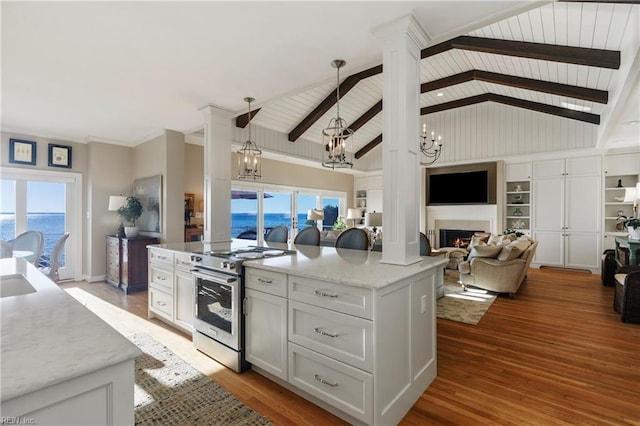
[191,246,294,373]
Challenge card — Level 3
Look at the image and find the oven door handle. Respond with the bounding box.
[192,269,238,284]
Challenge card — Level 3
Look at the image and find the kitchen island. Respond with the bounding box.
[243,245,447,426]
[1,258,141,425]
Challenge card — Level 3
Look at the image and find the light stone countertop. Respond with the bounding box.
[1,258,142,402]
[244,245,448,289]
[147,240,447,289]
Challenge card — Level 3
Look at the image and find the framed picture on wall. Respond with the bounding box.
[9,138,37,165]
[48,144,72,168]
[134,175,162,233]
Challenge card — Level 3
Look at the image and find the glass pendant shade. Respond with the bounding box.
[322,60,353,169]
[237,97,262,180]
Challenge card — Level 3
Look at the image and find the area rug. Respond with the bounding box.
[130,333,272,426]
[437,270,497,325]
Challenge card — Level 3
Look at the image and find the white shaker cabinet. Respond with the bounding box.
[244,268,288,380]
[532,156,601,271]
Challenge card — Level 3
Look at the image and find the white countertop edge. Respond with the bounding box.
[1,258,142,402]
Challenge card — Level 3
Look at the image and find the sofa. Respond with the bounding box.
[458,234,538,297]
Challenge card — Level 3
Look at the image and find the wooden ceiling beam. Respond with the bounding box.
[421,70,608,104]
[288,64,383,142]
[487,93,600,124]
[354,134,382,159]
[447,36,620,69]
[235,108,261,128]
[349,100,383,133]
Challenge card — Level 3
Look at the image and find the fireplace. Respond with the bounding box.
[439,229,484,249]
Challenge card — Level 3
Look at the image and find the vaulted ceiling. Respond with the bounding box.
[245,1,639,161]
[2,1,638,162]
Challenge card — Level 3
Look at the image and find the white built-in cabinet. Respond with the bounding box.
[532,156,601,271]
[148,248,195,334]
[355,174,383,216]
[603,153,640,250]
[244,268,288,380]
[504,162,532,235]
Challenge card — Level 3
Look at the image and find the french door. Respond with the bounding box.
[1,168,82,281]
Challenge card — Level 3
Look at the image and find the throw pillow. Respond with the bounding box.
[468,236,487,251]
[468,245,502,261]
[497,239,532,261]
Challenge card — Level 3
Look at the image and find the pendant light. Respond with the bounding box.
[237,97,262,180]
[419,123,443,166]
[322,59,353,169]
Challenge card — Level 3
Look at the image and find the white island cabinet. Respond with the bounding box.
[243,246,447,426]
[1,258,140,425]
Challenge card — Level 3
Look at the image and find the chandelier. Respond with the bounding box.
[419,123,443,166]
[322,59,353,169]
[237,97,262,180]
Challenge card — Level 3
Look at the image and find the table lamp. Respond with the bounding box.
[346,208,361,228]
[623,182,640,218]
[365,211,382,235]
[307,209,324,227]
[108,195,127,238]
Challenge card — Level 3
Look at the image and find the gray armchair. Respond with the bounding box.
[458,240,538,297]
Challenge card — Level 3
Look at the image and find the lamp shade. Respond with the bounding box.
[365,212,382,227]
[623,186,639,202]
[346,208,361,220]
[108,196,127,211]
[307,209,324,220]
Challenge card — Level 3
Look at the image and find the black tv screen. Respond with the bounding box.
[428,170,488,204]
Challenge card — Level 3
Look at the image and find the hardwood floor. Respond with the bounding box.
[61,268,640,425]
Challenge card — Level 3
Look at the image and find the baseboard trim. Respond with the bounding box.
[539,265,593,274]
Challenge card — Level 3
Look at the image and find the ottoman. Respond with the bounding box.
[438,247,468,270]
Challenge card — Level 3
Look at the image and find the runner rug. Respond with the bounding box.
[437,270,497,325]
[130,333,272,425]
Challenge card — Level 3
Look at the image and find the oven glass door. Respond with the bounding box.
[193,270,240,349]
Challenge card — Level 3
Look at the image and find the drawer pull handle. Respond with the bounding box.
[314,327,338,338]
[157,255,168,260]
[156,301,167,307]
[314,374,338,388]
[258,278,273,284]
[314,290,338,298]
[157,276,167,281]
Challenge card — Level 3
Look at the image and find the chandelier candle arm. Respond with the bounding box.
[420,122,443,166]
[322,59,353,169]
[237,97,262,180]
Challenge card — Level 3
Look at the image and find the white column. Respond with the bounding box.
[200,104,234,242]
[374,14,429,265]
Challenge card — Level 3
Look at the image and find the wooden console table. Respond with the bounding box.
[614,236,640,266]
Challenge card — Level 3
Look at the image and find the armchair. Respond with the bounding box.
[458,240,538,297]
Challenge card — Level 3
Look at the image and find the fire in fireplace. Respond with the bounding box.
[439,229,484,249]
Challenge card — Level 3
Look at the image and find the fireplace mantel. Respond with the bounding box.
[426,205,498,248]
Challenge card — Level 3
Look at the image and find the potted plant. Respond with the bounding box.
[118,196,144,238]
[332,216,347,232]
[617,215,640,240]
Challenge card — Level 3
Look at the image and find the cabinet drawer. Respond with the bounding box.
[245,268,287,297]
[149,248,173,266]
[174,252,194,271]
[149,264,173,293]
[289,301,372,372]
[149,287,173,320]
[288,275,373,319]
[288,342,372,424]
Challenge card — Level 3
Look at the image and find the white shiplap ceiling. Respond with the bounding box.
[2,1,639,156]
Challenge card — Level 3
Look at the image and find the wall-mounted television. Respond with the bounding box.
[427,170,489,205]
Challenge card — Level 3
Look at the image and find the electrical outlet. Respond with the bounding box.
[421,295,427,314]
